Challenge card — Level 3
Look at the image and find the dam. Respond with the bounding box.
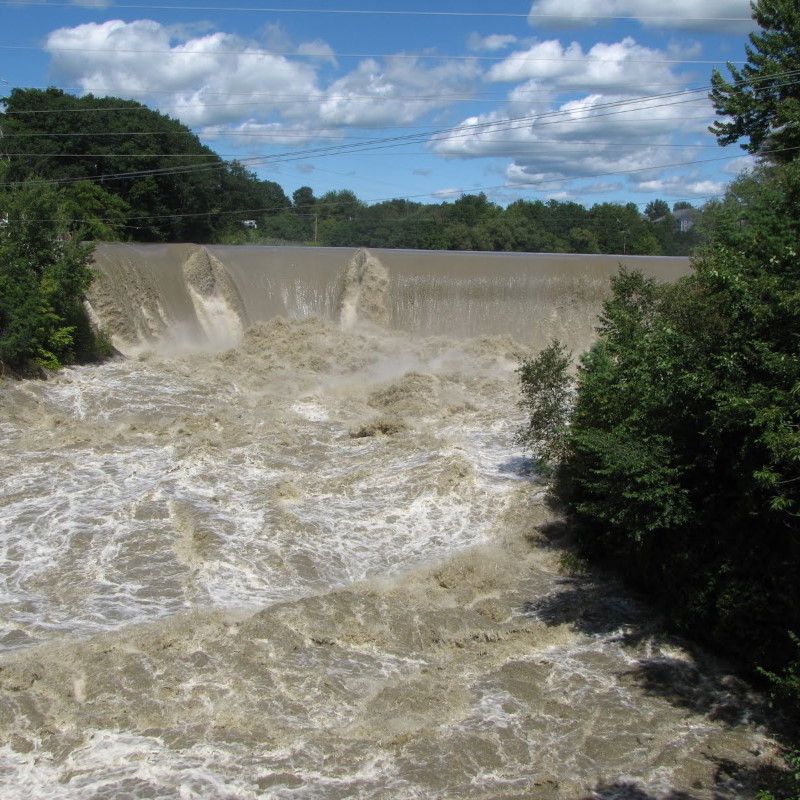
[0,246,782,799]
[84,244,690,354]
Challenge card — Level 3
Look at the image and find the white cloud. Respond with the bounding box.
[634,175,726,196]
[315,55,480,127]
[296,40,338,67]
[723,155,756,175]
[40,18,733,203]
[488,37,682,91]
[527,0,754,33]
[45,20,321,128]
[431,81,719,198]
[581,181,623,194]
[427,27,726,201]
[45,19,481,139]
[467,33,518,52]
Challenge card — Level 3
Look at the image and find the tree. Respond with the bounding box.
[644,199,669,220]
[0,184,99,372]
[538,161,800,673]
[2,88,236,242]
[709,0,800,162]
[292,186,316,212]
[60,182,132,241]
[515,341,573,468]
[448,192,499,227]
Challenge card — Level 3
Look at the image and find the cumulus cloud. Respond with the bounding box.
[430,28,721,201]
[45,20,322,128]
[488,37,683,91]
[316,55,480,127]
[45,19,481,139]
[527,0,754,33]
[433,187,464,199]
[41,18,731,202]
[581,181,624,194]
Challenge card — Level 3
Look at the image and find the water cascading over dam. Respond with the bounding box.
[0,246,782,799]
[84,243,690,354]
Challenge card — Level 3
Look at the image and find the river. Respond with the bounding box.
[0,246,781,798]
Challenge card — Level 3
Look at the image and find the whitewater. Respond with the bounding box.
[0,246,782,798]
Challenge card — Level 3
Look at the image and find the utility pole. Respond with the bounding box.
[0,79,9,165]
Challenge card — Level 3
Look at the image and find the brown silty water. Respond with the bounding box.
[0,246,785,798]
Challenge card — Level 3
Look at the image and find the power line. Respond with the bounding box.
[2,71,783,197]
[0,92,715,109]
[2,77,718,119]
[6,68,796,120]
[0,43,750,66]
[3,145,778,228]
[0,2,753,23]
[1,85,720,187]
[15,76,725,101]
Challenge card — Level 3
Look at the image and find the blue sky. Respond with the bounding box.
[2,0,758,210]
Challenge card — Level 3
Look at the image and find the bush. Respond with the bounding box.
[515,340,573,469]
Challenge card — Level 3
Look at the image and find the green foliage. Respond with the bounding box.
[559,552,589,576]
[2,88,292,244]
[709,0,800,161]
[0,184,100,372]
[552,162,800,674]
[757,750,800,800]
[758,635,800,800]
[60,182,132,241]
[515,340,573,467]
[644,199,670,220]
[761,634,800,724]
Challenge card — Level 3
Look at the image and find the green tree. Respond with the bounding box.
[537,161,800,673]
[292,186,316,212]
[317,189,363,221]
[709,0,800,161]
[515,340,573,468]
[644,198,670,220]
[448,192,499,227]
[60,182,132,241]
[1,88,254,242]
[0,184,99,372]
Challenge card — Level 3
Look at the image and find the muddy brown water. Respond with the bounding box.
[0,247,784,798]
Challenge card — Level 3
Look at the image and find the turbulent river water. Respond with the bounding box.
[0,246,784,798]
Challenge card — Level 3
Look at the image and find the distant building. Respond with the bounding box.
[673,208,696,232]
[654,207,697,232]
[243,219,257,229]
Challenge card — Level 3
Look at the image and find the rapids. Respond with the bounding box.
[0,247,784,798]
